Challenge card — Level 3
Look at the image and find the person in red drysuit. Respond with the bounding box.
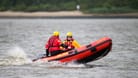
[45,31,64,56]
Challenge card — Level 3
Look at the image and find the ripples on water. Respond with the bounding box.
[0,18,138,78]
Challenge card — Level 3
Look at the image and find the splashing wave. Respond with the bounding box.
[0,46,32,66]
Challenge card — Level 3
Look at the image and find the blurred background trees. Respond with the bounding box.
[0,0,137,13]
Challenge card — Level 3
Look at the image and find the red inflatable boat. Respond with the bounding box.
[33,37,112,64]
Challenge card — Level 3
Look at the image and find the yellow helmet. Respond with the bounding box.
[53,31,59,36]
[66,32,72,36]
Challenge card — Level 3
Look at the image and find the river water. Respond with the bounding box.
[0,18,138,78]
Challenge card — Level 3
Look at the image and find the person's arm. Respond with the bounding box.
[60,43,68,49]
[72,40,81,48]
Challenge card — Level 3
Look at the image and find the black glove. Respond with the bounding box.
[61,44,68,49]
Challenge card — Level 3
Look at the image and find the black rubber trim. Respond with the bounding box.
[86,44,91,48]
[90,47,97,52]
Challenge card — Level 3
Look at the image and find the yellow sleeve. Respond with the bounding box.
[72,40,81,48]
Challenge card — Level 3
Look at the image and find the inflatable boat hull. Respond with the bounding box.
[33,37,112,64]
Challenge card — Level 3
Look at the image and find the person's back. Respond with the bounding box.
[45,31,63,56]
[47,36,61,52]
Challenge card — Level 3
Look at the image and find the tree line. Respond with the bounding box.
[0,0,137,13]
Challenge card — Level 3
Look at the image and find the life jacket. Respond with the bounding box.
[63,38,75,50]
[45,36,61,53]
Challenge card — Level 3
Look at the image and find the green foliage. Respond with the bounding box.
[11,4,26,11]
[0,0,137,13]
[61,1,76,10]
[84,7,137,13]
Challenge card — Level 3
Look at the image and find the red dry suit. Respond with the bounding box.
[45,36,62,53]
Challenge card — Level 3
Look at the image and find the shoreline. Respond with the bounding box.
[0,11,138,18]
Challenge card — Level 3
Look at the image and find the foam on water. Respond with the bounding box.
[43,61,87,68]
[0,46,95,68]
[0,46,32,66]
[65,61,86,68]
[32,59,87,68]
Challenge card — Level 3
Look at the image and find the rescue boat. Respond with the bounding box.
[33,37,112,64]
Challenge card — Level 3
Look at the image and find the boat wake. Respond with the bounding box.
[0,46,32,66]
[0,46,99,68]
[0,46,87,68]
[44,61,88,69]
